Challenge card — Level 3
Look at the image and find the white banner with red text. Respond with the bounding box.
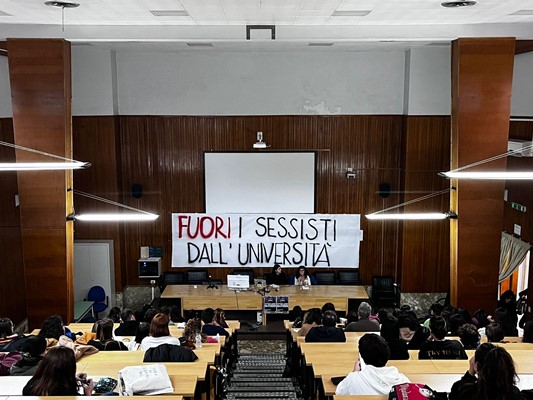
[171,213,362,268]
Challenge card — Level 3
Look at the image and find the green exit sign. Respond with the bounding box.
[511,202,527,213]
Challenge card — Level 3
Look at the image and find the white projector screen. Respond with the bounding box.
[204,152,316,213]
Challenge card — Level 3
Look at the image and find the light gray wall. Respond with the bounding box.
[511,52,533,117]
[0,57,12,118]
[405,47,451,116]
[115,51,406,116]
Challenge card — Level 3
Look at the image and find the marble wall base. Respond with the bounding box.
[121,286,159,312]
[400,292,447,318]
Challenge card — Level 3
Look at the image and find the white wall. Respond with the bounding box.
[115,51,406,115]
[0,57,12,118]
[71,46,116,116]
[511,52,533,117]
[404,47,451,116]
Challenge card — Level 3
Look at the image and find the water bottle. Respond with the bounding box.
[216,333,220,343]
[195,333,202,348]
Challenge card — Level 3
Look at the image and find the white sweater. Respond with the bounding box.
[335,365,410,395]
[140,335,181,351]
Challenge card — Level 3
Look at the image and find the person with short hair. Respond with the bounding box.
[23,346,94,395]
[418,316,468,360]
[201,308,229,337]
[305,311,346,342]
[486,322,506,343]
[298,308,322,337]
[140,313,181,351]
[458,323,480,349]
[345,302,380,332]
[335,333,409,395]
[114,309,140,336]
[10,335,47,376]
[0,317,26,352]
[88,318,127,351]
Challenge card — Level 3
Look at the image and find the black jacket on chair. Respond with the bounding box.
[143,343,198,362]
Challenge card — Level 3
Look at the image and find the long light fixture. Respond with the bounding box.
[0,140,90,171]
[440,143,533,180]
[365,188,455,221]
[69,190,159,222]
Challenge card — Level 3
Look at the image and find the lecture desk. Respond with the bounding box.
[162,285,368,315]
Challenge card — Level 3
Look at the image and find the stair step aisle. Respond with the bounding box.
[224,352,302,400]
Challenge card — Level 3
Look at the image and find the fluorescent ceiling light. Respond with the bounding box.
[441,171,533,180]
[308,43,334,47]
[150,10,189,17]
[187,42,213,47]
[0,161,90,171]
[74,213,159,222]
[366,213,451,220]
[331,10,371,17]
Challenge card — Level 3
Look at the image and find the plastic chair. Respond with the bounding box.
[86,285,109,318]
[314,271,336,285]
[338,270,361,285]
[371,276,400,308]
[159,271,186,293]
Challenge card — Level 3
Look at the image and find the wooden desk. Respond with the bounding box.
[162,285,368,314]
[81,347,217,365]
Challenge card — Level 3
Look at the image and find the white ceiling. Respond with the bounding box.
[0,0,532,51]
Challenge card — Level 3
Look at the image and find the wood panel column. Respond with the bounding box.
[7,39,74,328]
[450,38,515,312]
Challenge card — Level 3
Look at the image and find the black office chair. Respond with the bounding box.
[371,275,400,308]
[232,268,255,285]
[159,271,185,293]
[314,271,336,285]
[338,270,361,285]
[186,269,209,285]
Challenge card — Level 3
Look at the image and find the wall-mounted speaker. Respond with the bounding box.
[131,183,143,199]
[378,182,391,198]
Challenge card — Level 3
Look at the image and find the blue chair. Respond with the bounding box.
[86,285,108,318]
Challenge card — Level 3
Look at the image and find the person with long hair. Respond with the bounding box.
[214,308,229,329]
[0,317,26,351]
[294,266,311,287]
[140,313,180,351]
[88,318,127,351]
[267,264,287,285]
[491,307,518,336]
[38,315,66,341]
[22,346,94,396]
[298,308,322,337]
[455,347,521,400]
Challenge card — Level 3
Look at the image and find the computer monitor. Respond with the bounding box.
[138,257,161,278]
[227,274,250,290]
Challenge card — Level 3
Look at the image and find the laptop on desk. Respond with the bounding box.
[227,274,250,290]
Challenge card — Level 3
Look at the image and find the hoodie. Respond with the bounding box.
[304,326,346,342]
[335,364,410,395]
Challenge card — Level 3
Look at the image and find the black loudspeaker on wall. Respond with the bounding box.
[131,183,143,199]
[378,182,391,198]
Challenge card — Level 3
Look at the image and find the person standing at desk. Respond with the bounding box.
[294,266,311,287]
[267,264,287,285]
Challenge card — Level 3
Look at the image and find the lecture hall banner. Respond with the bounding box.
[171,213,362,268]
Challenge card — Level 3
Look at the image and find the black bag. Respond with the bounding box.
[94,377,118,393]
[143,343,198,362]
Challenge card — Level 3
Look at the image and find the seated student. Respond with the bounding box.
[88,318,127,351]
[453,347,521,400]
[523,320,533,343]
[407,326,430,350]
[181,318,205,349]
[298,308,322,337]
[491,307,518,336]
[449,343,495,400]
[449,313,467,336]
[23,346,94,396]
[0,317,26,351]
[38,314,74,343]
[267,264,287,285]
[10,335,47,376]
[458,323,480,350]
[140,313,181,351]
[294,266,311,287]
[201,308,230,337]
[305,311,346,342]
[485,322,506,343]
[214,308,229,329]
[335,333,410,395]
[106,307,121,323]
[380,315,409,360]
[169,305,185,324]
[114,309,140,336]
[423,303,444,328]
[345,302,380,332]
[418,316,468,360]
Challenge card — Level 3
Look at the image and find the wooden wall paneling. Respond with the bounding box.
[401,116,451,293]
[7,39,74,328]
[72,116,122,290]
[450,38,515,313]
[0,117,26,323]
